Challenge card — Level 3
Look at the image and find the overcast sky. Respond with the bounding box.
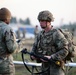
[0,0,76,27]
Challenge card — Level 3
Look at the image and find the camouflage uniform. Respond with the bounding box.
[0,7,25,75]
[0,21,18,75]
[0,21,24,75]
[31,28,69,75]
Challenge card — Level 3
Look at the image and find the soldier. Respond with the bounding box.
[16,28,21,39]
[22,29,26,38]
[0,7,24,75]
[30,10,69,75]
[34,25,39,39]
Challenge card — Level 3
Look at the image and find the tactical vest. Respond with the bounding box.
[36,29,57,56]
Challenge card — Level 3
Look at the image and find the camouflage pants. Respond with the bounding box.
[41,63,65,75]
[0,72,15,75]
[0,65,15,75]
[0,70,15,75]
[41,70,65,75]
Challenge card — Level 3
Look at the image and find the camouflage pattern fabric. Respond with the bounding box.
[32,28,69,75]
[0,21,18,74]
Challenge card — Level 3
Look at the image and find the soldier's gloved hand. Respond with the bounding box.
[21,48,27,54]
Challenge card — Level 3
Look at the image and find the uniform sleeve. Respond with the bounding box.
[31,32,40,53]
[51,30,69,61]
[31,36,38,53]
[4,27,18,53]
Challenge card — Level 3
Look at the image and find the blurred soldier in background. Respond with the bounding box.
[0,7,24,75]
[16,28,21,39]
[22,29,26,38]
[34,25,39,39]
[31,10,69,75]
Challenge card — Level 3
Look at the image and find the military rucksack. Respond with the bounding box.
[59,29,76,62]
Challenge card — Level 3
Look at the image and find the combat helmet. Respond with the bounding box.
[0,8,11,20]
[38,10,54,22]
